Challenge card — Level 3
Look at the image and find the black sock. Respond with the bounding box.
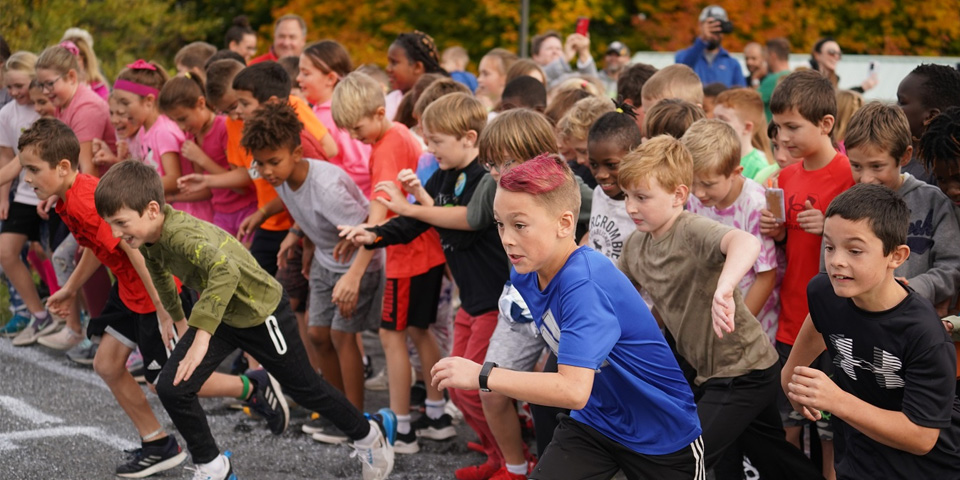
[143,436,169,448]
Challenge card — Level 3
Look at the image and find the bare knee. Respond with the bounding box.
[480,390,511,410]
[93,352,128,382]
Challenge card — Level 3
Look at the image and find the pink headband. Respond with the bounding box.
[113,79,159,98]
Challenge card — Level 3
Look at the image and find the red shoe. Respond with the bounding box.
[467,441,484,453]
[455,461,501,480]
[489,466,527,480]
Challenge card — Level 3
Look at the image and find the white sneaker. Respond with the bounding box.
[188,453,235,480]
[352,418,395,480]
[12,313,56,346]
[38,327,83,350]
[364,365,418,391]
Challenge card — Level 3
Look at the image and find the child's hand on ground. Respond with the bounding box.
[711,283,736,338]
[797,200,825,235]
[332,237,358,264]
[173,329,210,386]
[332,272,361,318]
[374,181,413,216]
[431,356,483,391]
[759,208,785,240]
[337,224,377,245]
[787,366,842,422]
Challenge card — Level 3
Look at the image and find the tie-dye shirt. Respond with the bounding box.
[687,177,779,343]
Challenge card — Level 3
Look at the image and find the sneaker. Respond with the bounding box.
[363,354,374,380]
[66,338,98,366]
[244,368,289,435]
[305,415,349,445]
[445,401,464,425]
[353,411,396,480]
[11,313,56,346]
[116,435,188,478]
[394,429,420,454]
[364,368,389,391]
[455,461,501,480]
[489,467,528,480]
[37,326,83,350]
[412,413,457,440]
[187,452,237,480]
[1,313,29,337]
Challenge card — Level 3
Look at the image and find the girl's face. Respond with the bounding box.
[109,95,141,138]
[477,56,506,102]
[386,44,419,92]
[4,70,32,105]
[165,101,210,136]
[297,54,338,105]
[112,89,152,126]
[36,68,77,108]
[29,88,56,117]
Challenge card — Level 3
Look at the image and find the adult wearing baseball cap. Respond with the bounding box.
[599,41,631,98]
[675,5,746,87]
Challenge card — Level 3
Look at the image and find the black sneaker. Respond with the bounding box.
[306,416,350,444]
[363,354,374,380]
[412,413,457,440]
[394,429,419,454]
[116,435,187,478]
[244,369,289,435]
[409,381,427,410]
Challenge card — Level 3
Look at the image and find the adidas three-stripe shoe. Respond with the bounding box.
[244,368,290,435]
[116,435,187,478]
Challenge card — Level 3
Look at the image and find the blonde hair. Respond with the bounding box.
[441,46,469,69]
[715,88,773,163]
[644,99,705,138]
[556,96,615,143]
[61,36,104,85]
[36,45,80,76]
[2,51,38,77]
[834,89,865,143]
[619,135,693,194]
[551,76,604,99]
[641,64,704,106]
[482,48,518,77]
[681,119,741,176]
[412,78,470,121]
[478,109,557,168]
[844,101,911,162]
[421,92,487,139]
[331,71,386,129]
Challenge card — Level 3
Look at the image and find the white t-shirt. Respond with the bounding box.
[0,102,40,205]
[588,186,633,262]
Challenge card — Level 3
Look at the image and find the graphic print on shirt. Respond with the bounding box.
[786,192,821,232]
[907,209,935,255]
[830,334,904,389]
[590,214,626,260]
[143,148,161,171]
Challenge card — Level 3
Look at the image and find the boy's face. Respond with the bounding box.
[691,168,742,208]
[252,145,302,187]
[346,110,386,145]
[847,145,902,191]
[423,128,472,171]
[622,177,687,239]
[234,89,261,121]
[932,161,960,206]
[896,73,930,142]
[713,105,748,140]
[212,89,240,121]
[770,134,798,169]
[823,216,905,303]
[103,203,164,249]
[20,146,69,200]
[564,137,589,167]
[587,140,627,199]
[493,188,570,275]
[772,107,830,159]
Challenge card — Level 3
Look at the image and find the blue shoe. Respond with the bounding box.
[1,313,29,337]
[352,415,395,480]
[367,407,397,446]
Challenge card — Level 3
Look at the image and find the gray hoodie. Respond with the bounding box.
[896,172,960,304]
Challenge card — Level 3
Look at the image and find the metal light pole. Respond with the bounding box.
[520,0,530,58]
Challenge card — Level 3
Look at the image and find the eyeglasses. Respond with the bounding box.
[482,159,515,173]
[825,49,842,59]
[38,75,62,92]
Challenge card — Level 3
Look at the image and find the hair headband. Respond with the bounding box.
[59,41,80,57]
[113,60,161,97]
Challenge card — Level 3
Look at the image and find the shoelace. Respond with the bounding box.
[349,443,382,475]
[185,465,220,480]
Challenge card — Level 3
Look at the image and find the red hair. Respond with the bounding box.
[499,153,580,214]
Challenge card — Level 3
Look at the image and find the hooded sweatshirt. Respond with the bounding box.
[896,172,960,304]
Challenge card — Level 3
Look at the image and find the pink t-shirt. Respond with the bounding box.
[141,114,213,222]
[90,81,109,101]
[193,115,256,214]
[56,83,116,164]
[313,101,372,197]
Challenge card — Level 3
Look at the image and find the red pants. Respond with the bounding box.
[449,309,501,466]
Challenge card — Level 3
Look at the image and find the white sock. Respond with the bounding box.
[425,399,445,420]
[356,421,380,446]
[33,310,48,321]
[396,414,411,435]
[506,462,527,475]
[199,454,227,474]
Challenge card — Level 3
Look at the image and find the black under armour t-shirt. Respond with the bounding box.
[807,273,960,478]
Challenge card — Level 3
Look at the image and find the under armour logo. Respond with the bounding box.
[830,334,904,389]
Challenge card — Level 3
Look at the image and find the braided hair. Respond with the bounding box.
[589,100,642,152]
[918,106,960,173]
[392,31,446,75]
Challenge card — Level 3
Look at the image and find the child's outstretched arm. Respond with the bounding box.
[713,229,761,337]
[374,180,473,230]
[781,315,827,417]
[121,240,181,350]
[432,358,595,410]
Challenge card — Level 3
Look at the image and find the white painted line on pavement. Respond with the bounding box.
[0,426,137,451]
[0,340,108,391]
[0,396,63,425]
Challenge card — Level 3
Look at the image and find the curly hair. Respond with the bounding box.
[910,64,960,113]
[919,106,960,173]
[240,101,303,153]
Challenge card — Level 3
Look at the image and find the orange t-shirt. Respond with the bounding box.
[776,152,854,345]
[225,98,330,232]
[371,123,445,278]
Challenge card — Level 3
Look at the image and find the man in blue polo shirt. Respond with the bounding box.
[675,5,746,88]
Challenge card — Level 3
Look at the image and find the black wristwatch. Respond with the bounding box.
[479,361,498,392]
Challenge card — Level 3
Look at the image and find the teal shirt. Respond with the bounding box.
[759,70,790,122]
[140,205,283,334]
[741,148,770,181]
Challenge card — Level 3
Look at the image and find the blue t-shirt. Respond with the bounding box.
[511,246,701,455]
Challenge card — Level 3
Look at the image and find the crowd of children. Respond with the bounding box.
[2,9,960,480]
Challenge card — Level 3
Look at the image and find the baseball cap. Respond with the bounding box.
[699,5,729,22]
[606,41,630,56]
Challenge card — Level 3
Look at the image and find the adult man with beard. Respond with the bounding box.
[598,41,631,98]
[675,5,745,88]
